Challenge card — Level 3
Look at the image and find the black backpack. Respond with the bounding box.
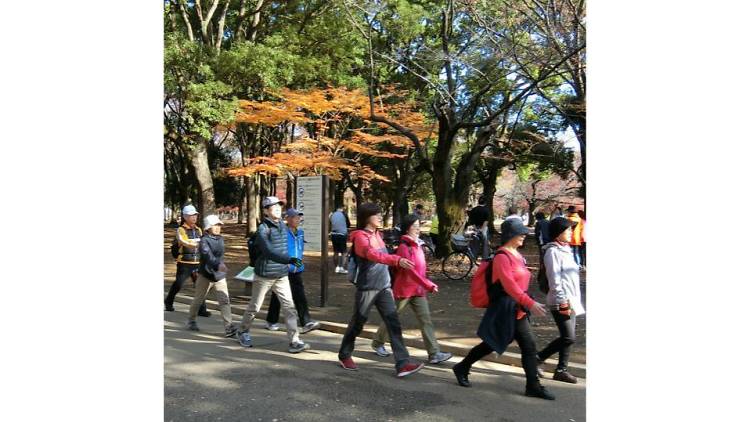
[247,221,271,267]
[538,248,550,294]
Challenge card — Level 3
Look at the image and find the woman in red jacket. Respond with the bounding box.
[452,219,555,400]
[370,214,453,364]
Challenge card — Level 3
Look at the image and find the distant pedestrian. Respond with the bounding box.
[576,210,586,268]
[537,217,585,384]
[265,208,321,334]
[370,214,453,365]
[330,205,351,274]
[451,219,554,400]
[552,206,563,219]
[468,197,491,259]
[338,203,425,377]
[186,215,238,337]
[534,211,551,259]
[566,206,584,266]
[414,204,426,223]
[236,196,311,354]
[165,204,210,317]
[504,207,523,223]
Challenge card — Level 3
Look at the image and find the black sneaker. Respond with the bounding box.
[186,320,200,331]
[525,384,555,400]
[553,370,578,384]
[224,324,239,338]
[165,303,175,312]
[452,363,471,387]
[198,309,212,317]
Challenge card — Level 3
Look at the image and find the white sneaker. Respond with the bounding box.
[265,322,280,331]
[337,267,348,274]
[334,266,341,273]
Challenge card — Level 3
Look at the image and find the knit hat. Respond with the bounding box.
[500,219,530,245]
[549,217,575,241]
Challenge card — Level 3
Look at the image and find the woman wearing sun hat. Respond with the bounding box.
[451,219,554,400]
[536,217,585,384]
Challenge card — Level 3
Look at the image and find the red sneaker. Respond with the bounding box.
[339,357,358,371]
[396,362,425,378]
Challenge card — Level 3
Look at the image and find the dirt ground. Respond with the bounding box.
[163,223,586,364]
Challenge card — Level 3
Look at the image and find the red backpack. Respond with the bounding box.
[470,250,513,308]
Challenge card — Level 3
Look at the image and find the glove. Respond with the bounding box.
[289,257,303,267]
[558,302,572,316]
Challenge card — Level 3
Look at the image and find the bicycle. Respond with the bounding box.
[441,231,482,280]
[383,228,436,260]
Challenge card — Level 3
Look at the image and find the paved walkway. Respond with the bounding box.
[165,302,586,422]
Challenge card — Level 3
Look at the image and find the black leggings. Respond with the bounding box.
[459,316,539,386]
[537,310,576,370]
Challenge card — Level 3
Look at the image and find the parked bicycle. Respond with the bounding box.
[441,231,481,280]
[383,227,435,259]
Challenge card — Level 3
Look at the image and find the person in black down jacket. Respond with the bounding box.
[236,196,310,354]
[186,214,238,337]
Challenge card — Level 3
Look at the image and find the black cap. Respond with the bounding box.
[500,219,530,245]
[549,217,575,241]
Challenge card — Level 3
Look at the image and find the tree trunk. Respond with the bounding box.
[246,175,259,236]
[238,177,246,224]
[334,181,345,209]
[185,138,216,216]
[286,177,294,208]
[481,164,500,235]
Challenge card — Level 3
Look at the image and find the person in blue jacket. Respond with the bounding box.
[265,208,321,333]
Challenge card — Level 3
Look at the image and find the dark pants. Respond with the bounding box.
[266,272,311,326]
[580,243,586,266]
[537,310,576,371]
[571,245,582,266]
[458,316,540,386]
[338,288,410,369]
[165,262,207,314]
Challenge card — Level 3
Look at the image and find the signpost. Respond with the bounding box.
[296,175,330,307]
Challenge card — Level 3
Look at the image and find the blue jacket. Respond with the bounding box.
[287,227,305,273]
[255,217,291,278]
[198,233,226,282]
[535,218,552,245]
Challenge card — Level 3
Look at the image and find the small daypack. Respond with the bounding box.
[470,250,513,308]
[247,221,271,267]
[346,245,359,285]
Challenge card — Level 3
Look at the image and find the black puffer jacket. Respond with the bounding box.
[255,217,291,278]
[198,233,227,282]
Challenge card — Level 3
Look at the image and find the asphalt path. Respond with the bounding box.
[165,302,585,422]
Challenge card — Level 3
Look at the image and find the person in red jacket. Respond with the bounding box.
[452,219,555,400]
[370,214,453,364]
[337,203,425,378]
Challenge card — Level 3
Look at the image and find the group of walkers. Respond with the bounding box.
[165,197,585,400]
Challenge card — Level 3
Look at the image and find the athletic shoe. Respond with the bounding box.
[339,357,358,370]
[265,322,281,331]
[338,268,348,274]
[334,266,341,273]
[301,321,321,334]
[396,362,424,378]
[452,363,471,387]
[288,342,311,353]
[224,324,239,338]
[428,351,453,364]
[372,344,391,357]
[186,320,199,331]
[552,370,578,384]
[198,309,212,317]
[165,303,175,312]
[237,331,253,347]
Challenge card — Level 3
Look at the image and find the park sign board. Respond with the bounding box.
[297,176,324,251]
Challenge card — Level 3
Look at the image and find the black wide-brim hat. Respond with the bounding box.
[500,219,531,245]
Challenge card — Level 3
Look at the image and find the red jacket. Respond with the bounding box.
[392,235,437,299]
[493,249,535,319]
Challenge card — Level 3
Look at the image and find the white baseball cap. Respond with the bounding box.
[182,205,199,216]
[262,196,285,208]
[203,214,223,230]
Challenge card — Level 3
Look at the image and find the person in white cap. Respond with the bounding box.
[186,215,239,337]
[237,196,311,354]
[165,204,210,316]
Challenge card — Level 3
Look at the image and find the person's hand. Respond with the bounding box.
[218,263,228,273]
[430,284,439,293]
[530,302,547,317]
[289,257,303,267]
[398,258,415,270]
[558,302,572,316]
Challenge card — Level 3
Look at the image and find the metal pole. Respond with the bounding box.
[320,175,330,307]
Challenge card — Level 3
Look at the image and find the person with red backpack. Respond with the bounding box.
[337,203,425,378]
[452,219,555,400]
[536,217,585,384]
[370,214,453,364]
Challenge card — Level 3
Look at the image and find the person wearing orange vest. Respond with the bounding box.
[565,206,585,267]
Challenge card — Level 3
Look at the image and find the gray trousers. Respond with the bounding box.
[338,288,410,369]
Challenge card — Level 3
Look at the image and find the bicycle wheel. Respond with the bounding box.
[442,251,473,280]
